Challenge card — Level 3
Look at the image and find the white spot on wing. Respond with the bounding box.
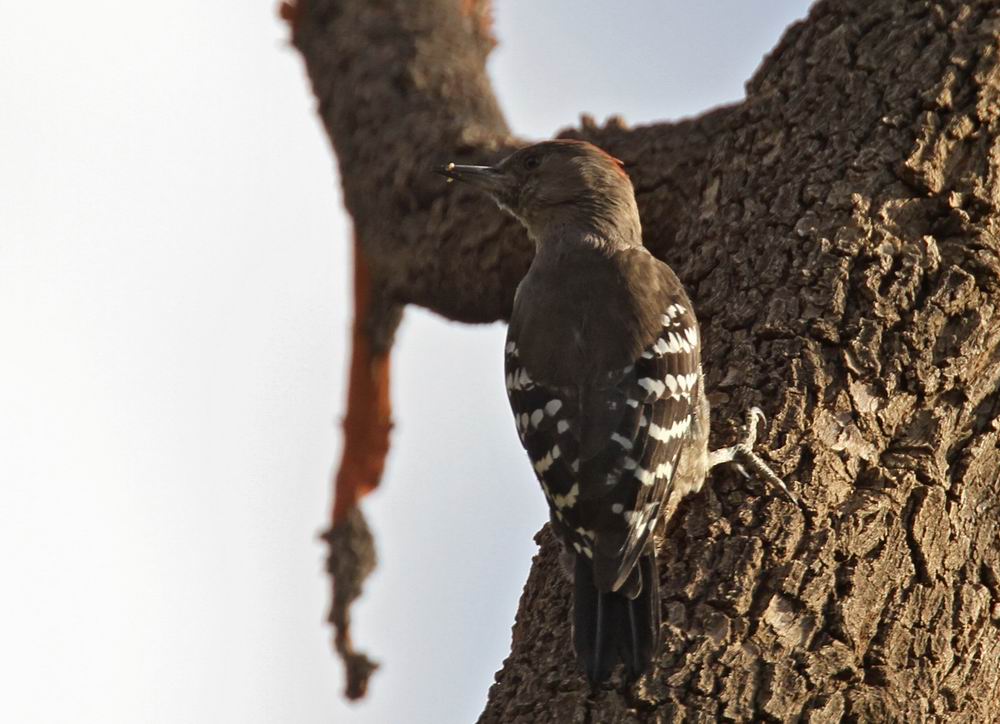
[544,399,562,415]
[610,433,633,450]
[557,419,570,434]
[508,367,534,391]
[635,467,656,486]
[512,368,533,390]
[649,416,693,442]
[638,377,666,398]
[672,332,691,353]
[663,372,699,400]
[532,444,562,474]
[553,483,579,509]
[663,303,687,320]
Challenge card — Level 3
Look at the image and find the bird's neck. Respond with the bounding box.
[531,210,643,261]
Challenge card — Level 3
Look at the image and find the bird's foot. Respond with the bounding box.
[707,407,798,504]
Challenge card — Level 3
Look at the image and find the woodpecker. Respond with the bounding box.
[438,140,794,684]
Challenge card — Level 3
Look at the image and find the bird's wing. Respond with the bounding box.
[504,338,585,524]
[506,293,701,594]
[589,299,701,593]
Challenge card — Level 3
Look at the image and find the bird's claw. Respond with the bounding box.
[725,406,800,507]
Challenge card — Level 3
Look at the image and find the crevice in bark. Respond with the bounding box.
[904,486,934,587]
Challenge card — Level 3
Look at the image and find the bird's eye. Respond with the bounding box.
[523,155,541,170]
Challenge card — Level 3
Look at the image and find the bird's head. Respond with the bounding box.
[437,140,642,251]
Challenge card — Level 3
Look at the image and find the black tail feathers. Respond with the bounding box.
[573,551,661,683]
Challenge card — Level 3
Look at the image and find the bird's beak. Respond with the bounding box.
[434,162,508,195]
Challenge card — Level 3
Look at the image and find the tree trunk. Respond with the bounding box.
[288,0,1000,719]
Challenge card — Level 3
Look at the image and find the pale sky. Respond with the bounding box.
[1,2,812,723]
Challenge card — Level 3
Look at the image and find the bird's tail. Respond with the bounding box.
[573,551,660,683]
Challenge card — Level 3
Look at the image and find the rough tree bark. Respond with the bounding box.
[287,0,1000,719]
